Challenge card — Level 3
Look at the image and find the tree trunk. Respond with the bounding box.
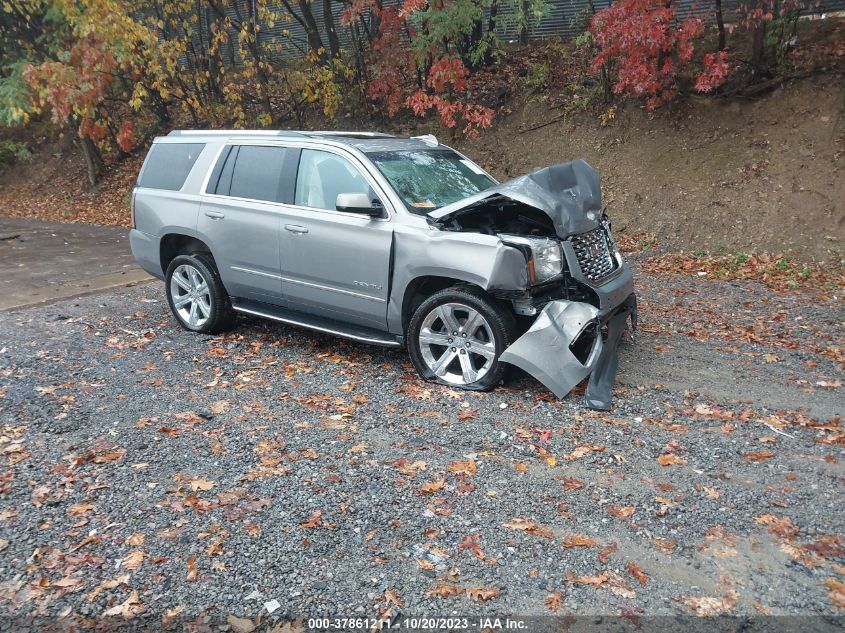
[297,0,325,56]
[80,135,101,189]
[322,0,341,58]
[518,0,530,45]
[715,0,726,51]
[751,22,766,68]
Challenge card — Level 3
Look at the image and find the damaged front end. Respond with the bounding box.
[428,159,637,410]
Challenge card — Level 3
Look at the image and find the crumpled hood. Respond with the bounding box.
[427,159,603,238]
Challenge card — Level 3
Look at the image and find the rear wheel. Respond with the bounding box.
[407,286,516,391]
[165,254,234,334]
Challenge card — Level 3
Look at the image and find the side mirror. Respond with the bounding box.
[336,192,382,217]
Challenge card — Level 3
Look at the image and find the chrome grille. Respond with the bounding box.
[569,226,617,281]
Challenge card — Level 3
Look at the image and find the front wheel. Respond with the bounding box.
[407,286,516,391]
[165,254,234,334]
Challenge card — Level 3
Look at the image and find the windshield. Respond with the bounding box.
[367,149,495,214]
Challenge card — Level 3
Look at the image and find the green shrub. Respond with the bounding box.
[0,140,32,165]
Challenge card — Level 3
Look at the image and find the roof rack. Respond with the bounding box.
[167,129,395,139]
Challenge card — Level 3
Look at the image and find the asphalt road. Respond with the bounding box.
[0,217,150,310]
[0,258,842,629]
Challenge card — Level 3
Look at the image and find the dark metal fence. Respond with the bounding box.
[213,0,845,62]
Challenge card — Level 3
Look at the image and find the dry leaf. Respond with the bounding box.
[121,550,146,570]
[126,533,145,546]
[419,479,446,494]
[68,504,95,516]
[626,562,649,585]
[503,517,555,539]
[545,592,563,613]
[680,591,739,616]
[447,459,477,476]
[466,586,500,602]
[163,605,184,630]
[564,444,606,460]
[102,590,145,619]
[189,479,215,491]
[823,578,845,609]
[186,555,198,582]
[561,534,599,548]
[427,583,464,598]
[657,453,687,466]
[87,575,130,602]
[607,505,635,519]
[744,451,776,462]
[206,538,223,556]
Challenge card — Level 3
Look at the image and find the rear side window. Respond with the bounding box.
[138,143,204,191]
[228,145,290,203]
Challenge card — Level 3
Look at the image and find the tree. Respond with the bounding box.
[590,0,731,109]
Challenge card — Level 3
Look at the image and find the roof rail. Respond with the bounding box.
[167,130,305,137]
[167,129,395,139]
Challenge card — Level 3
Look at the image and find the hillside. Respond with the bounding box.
[0,76,843,262]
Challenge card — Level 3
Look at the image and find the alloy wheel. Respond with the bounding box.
[418,302,496,385]
[169,264,211,328]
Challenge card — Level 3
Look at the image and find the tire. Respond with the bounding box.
[165,253,235,334]
[407,285,517,392]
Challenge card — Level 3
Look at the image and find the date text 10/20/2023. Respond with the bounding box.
[306,617,528,630]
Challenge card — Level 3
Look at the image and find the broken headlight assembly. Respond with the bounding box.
[499,234,564,284]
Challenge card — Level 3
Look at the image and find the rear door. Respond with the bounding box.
[277,147,393,330]
[198,144,296,305]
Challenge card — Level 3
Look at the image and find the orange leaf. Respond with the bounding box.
[447,459,477,476]
[419,479,446,494]
[607,505,635,519]
[626,562,649,585]
[744,451,775,462]
[186,555,198,582]
[427,583,463,598]
[823,578,845,609]
[561,534,599,548]
[466,586,500,602]
[545,592,563,613]
[657,453,687,466]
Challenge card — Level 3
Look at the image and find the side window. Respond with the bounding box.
[138,143,204,191]
[228,145,289,203]
[294,149,371,211]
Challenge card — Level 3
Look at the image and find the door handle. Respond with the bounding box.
[284,224,309,234]
[204,210,225,219]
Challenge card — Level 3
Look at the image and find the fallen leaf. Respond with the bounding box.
[626,562,649,585]
[163,605,184,630]
[564,444,606,460]
[680,590,739,616]
[427,583,463,598]
[466,586,500,602]
[559,476,584,491]
[347,443,368,454]
[657,453,687,466]
[186,555,198,582]
[102,590,145,619]
[561,534,599,548]
[87,575,130,602]
[545,592,563,613]
[503,517,555,538]
[823,578,845,609]
[447,459,477,476]
[607,505,635,520]
[121,549,146,570]
[189,479,215,491]
[206,538,223,556]
[744,451,775,462]
[419,479,446,494]
[126,533,145,546]
[68,504,95,516]
[598,543,618,562]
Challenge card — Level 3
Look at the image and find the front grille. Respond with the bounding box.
[569,226,617,281]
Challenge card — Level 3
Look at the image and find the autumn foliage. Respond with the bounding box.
[590,0,731,108]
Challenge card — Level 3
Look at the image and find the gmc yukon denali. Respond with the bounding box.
[129,130,636,409]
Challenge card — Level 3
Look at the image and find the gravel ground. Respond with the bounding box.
[0,260,843,630]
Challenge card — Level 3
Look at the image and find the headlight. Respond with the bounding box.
[499,235,564,284]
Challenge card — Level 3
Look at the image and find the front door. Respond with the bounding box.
[278,148,393,330]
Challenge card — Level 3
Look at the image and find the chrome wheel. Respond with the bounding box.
[418,302,497,386]
[169,264,211,328]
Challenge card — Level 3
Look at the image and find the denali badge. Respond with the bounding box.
[353,281,383,291]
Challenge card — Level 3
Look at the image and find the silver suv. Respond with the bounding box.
[129,130,636,409]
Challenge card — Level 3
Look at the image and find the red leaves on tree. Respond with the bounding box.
[590,0,730,108]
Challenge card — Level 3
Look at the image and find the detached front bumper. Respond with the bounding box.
[500,293,636,411]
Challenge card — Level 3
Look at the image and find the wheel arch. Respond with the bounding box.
[160,233,214,275]
[400,275,487,333]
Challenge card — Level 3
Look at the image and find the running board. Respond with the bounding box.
[232,299,402,348]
